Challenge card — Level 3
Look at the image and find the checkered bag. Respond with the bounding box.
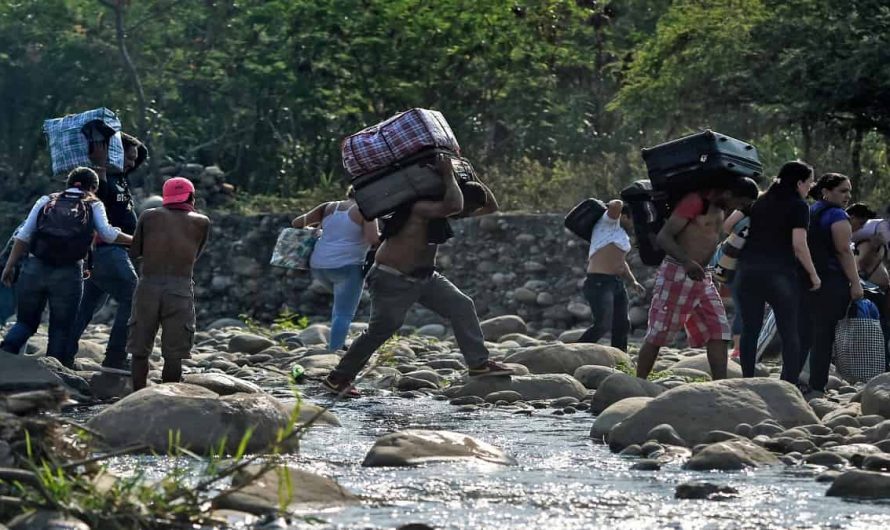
[341,108,460,177]
[43,108,125,175]
[833,300,886,384]
[270,228,320,270]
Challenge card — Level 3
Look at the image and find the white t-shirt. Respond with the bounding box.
[588,212,631,257]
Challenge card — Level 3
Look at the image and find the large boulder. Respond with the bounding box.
[670,353,743,379]
[861,373,890,418]
[86,383,295,454]
[683,439,780,471]
[298,324,331,346]
[590,397,653,441]
[0,354,67,393]
[826,470,890,499]
[480,315,527,341]
[504,343,628,375]
[183,373,263,395]
[213,465,357,514]
[228,334,276,355]
[573,365,620,389]
[363,430,516,467]
[454,374,587,400]
[590,373,665,414]
[608,378,819,450]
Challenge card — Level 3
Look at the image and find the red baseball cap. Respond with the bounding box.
[162,177,196,205]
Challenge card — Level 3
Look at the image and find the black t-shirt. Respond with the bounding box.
[97,173,137,236]
[740,193,809,270]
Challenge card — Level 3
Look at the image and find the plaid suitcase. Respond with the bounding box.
[641,130,762,193]
[43,108,125,175]
[342,108,460,178]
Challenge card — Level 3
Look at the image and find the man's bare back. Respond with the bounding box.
[130,207,210,277]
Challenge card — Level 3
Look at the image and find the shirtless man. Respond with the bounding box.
[128,177,211,390]
[323,154,512,397]
[636,178,758,380]
[578,200,644,351]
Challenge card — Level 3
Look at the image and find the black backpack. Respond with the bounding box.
[31,192,94,265]
[564,198,607,242]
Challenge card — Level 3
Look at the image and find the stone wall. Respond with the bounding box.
[195,212,657,333]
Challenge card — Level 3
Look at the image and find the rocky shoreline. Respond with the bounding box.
[2,316,890,527]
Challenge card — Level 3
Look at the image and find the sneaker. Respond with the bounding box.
[468,360,514,378]
[321,375,360,398]
[100,357,132,376]
[730,348,740,361]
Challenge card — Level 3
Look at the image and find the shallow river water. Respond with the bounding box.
[94,392,890,530]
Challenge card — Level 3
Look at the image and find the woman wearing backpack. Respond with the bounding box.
[292,187,379,352]
[0,167,132,366]
[736,161,820,386]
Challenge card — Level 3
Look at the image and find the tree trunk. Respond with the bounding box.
[800,117,813,163]
[850,124,864,194]
[102,0,156,190]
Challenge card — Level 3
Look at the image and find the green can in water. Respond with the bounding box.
[290,364,305,382]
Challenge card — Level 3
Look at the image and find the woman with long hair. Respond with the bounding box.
[292,187,379,352]
[797,173,864,394]
[737,161,820,385]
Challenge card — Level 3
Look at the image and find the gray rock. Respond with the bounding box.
[608,378,819,450]
[484,390,522,404]
[6,510,90,530]
[505,343,628,375]
[480,315,528,341]
[861,373,890,418]
[213,465,357,514]
[684,439,780,471]
[298,324,331,346]
[397,377,438,391]
[183,373,263,395]
[675,481,739,500]
[557,329,585,343]
[573,365,620,389]
[591,373,665,414]
[363,430,516,467]
[647,424,687,447]
[671,353,744,379]
[416,324,447,338]
[228,334,276,355]
[456,374,587,401]
[450,396,485,406]
[0,353,67,393]
[631,459,661,471]
[36,357,91,396]
[87,383,296,454]
[826,470,890,499]
[89,371,133,399]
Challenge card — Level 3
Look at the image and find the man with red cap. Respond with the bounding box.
[128,176,211,390]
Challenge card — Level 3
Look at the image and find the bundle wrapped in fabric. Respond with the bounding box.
[43,107,125,175]
[269,228,320,270]
[341,108,460,178]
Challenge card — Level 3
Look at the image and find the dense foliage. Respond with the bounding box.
[0,0,887,211]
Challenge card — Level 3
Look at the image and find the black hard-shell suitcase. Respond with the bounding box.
[641,130,762,193]
[620,180,669,266]
[564,198,607,242]
[352,149,476,221]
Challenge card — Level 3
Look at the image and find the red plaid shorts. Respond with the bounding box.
[644,260,731,347]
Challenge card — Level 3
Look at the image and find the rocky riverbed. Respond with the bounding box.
[3,316,890,529]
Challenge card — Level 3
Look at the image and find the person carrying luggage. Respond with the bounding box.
[322,154,511,398]
[128,177,211,390]
[636,177,759,380]
[797,173,864,395]
[67,134,148,374]
[292,187,380,352]
[577,200,644,352]
[0,167,132,365]
[736,161,820,386]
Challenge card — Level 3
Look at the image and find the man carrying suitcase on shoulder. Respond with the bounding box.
[323,154,512,398]
[636,178,759,381]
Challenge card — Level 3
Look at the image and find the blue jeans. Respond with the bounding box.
[312,264,365,351]
[1,257,83,365]
[68,245,137,366]
[0,284,15,325]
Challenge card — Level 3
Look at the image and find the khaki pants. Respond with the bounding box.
[127,275,195,360]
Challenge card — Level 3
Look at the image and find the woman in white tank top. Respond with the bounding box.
[292,187,379,351]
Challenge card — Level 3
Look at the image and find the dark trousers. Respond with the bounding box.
[578,273,629,351]
[737,267,800,383]
[798,274,850,391]
[67,245,137,366]
[330,267,489,383]
[1,257,83,365]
